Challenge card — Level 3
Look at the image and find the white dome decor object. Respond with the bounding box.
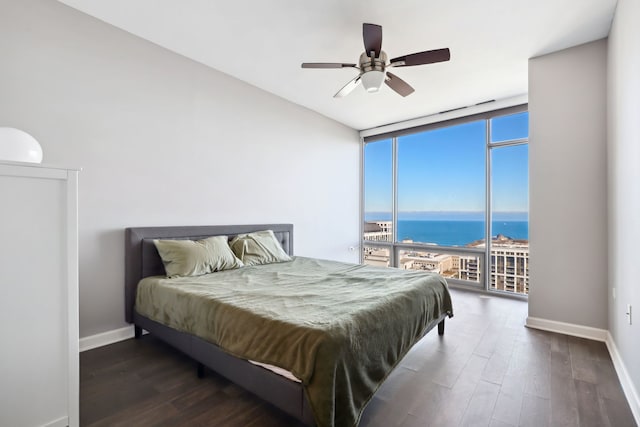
[0,127,43,163]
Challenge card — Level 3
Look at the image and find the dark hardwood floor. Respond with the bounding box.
[81,289,637,426]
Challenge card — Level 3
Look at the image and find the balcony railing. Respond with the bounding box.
[363,239,529,296]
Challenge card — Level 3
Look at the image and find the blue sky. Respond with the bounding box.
[364,112,529,215]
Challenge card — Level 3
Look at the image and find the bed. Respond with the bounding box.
[125,224,453,427]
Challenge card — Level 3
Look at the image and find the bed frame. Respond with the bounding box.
[125,224,447,426]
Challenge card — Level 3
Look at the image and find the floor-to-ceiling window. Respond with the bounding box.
[488,112,529,294]
[362,138,393,266]
[362,106,529,295]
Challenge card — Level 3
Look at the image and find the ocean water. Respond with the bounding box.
[397,220,528,246]
[365,214,528,247]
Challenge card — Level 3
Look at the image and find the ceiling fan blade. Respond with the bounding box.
[363,23,382,58]
[301,63,357,69]
[334,75,362,98]
[390,48,450,67]
[385,72,415,97]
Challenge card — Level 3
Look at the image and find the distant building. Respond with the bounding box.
[399,251,454,274]
[363,221,393,267]
[467,235,529,294]
[362,247,391,267]
[363,221,392,242]
[363,225,529,295]
[458,256,480,282]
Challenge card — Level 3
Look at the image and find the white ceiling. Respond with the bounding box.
[58,0,617,130]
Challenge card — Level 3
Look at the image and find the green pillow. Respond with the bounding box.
[230,230,292,266]
[153,236,243,278]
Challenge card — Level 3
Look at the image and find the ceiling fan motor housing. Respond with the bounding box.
[360,51,387,73]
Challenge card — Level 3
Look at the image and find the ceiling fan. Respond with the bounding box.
[302,23,450,98]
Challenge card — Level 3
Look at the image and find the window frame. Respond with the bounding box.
[361,104,528,297]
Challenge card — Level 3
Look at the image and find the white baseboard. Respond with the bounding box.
[606,332,640,424]
[525,316,608,341]
[44,416,69,427]
[79,325,136,352]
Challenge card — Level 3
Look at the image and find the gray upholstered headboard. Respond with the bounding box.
[124,224,294,323]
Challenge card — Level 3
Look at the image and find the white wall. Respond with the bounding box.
[0,0,359,337]
[528,40,608,329]
[607,0,640,410]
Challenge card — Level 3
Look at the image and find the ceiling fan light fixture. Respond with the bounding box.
[361,70,385,93]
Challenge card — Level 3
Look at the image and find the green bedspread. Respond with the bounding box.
[135,256,453,427]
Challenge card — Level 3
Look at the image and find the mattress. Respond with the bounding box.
[248,360,300,382]
[135,256,453,427]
